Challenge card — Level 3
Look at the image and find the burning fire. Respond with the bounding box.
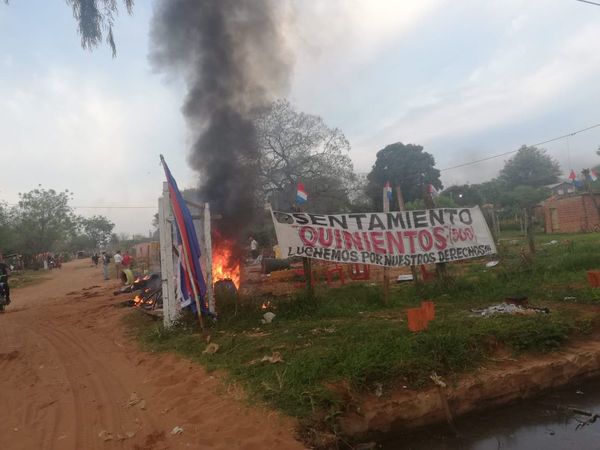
[212,240,240,289]
[133,295,143,306]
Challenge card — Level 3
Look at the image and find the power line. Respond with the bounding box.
[575,0,600,7]
[440,122,600,172]
[6,204,155,209]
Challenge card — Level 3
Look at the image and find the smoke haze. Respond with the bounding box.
[150,0,293,256]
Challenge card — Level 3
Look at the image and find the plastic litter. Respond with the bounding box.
[261,312,276,324]
[471,303,549,317]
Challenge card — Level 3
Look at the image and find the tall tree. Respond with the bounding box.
[12,187,77,254]
[497,146,559,254]
[366,142,442,209]
[498,145,560,187]
[79,215,115,248]
[256,99,355,213]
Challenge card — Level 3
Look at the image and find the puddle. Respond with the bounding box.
[383,378,600,449]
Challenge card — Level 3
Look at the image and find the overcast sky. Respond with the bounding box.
[2,0,600,234]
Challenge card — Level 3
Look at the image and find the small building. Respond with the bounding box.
[547,181,577,197]
[541,192,600,233]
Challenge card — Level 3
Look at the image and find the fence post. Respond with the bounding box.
[159,182,177,328]
[204,202,215,314]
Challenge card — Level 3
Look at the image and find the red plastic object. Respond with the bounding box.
[421,301,435,321]
[420,265,437,282]
[587,271,600,288]
[407,307,428,332]
[348,264,370,280]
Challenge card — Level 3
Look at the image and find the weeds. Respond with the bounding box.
[125,232,600,420]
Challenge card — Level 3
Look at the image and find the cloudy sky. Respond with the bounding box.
[2,0,600,234]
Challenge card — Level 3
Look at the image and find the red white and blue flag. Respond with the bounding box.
[591,169,599,182]
[160,156,208,315]
[296,182,307,205]
[384,181,393,202]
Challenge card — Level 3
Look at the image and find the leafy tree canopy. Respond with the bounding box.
[366,142,442,209]
[256,99,355,213]
[498,145,561,188]
[4,0,133,56]
[79,215,115,248]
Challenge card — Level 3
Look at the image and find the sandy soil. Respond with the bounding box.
[0,259,305,450]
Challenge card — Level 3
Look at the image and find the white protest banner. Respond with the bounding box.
[271,207,496,267]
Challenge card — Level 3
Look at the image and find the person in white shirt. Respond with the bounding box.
[113,250,123,280]
[249,236,259,260]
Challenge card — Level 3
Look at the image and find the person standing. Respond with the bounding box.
[101,252,111,280]
[0,254,11,305]
[122,251,132,269]
[249,236,259,261]
[114,250,123,280]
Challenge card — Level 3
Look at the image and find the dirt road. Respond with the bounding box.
[0,259,305,450]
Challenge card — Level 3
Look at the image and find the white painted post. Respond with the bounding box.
[204,202,215,314]
[159,182,177,328]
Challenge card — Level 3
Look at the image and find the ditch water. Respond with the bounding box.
[383,378,600,450]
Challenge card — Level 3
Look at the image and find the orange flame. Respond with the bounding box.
[133,295,143,306]
[212,240,240,289]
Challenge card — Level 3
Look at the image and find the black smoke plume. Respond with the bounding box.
[151,0,292,260]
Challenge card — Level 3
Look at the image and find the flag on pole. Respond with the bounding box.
[569,169,577,182]
[384,181,393,202]
[296,182,307,205]
[591,169,599,182]
[428,184,439,197]
[160,155,208,315]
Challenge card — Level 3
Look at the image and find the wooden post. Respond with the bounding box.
[396,185,419,284]
[204,203,215,315]
[423,183,448,279]
[159,182,177,328]
[293,203,314,297]
[382,186,390,305]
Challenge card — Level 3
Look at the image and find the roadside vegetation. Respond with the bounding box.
[9,270,51,289]
[126,232,600,425]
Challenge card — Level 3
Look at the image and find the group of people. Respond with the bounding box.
[92,250,132,281]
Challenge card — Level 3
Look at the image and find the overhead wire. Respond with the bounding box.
[440,122,600,172]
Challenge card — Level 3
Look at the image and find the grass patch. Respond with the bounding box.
[125,232,600,422]
[10,270,50,289]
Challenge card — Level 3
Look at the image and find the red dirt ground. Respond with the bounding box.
[0,259,305,450]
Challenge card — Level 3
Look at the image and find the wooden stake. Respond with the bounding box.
[396,185,419,284]
[204,202,215,315]
[423,183,448,279]
[382,187,390,305]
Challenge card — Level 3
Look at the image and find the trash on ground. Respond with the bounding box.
[542,240,559,246]
[261,351,284,364]
[485,260,500,268]
[261,312,276,324]
[471,303,549,317]
[397,274,414,283]
[126,392,141,407]
[202,343,220,354]
[170,426,184,435]
[98,430,113,441]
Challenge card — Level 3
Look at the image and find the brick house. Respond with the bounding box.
[541,192,600,233]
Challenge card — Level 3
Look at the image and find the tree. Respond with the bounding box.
[12,187,77,254]
[441,185,482,207]
[496,146,559,254]
[256,99,355,213]
[498,146,560,187]
[4,0,133,56]
[80,215,115,248]
[366,142,442,209]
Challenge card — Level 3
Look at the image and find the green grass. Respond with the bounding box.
[10,270,50,289]
[125,232,600,423]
